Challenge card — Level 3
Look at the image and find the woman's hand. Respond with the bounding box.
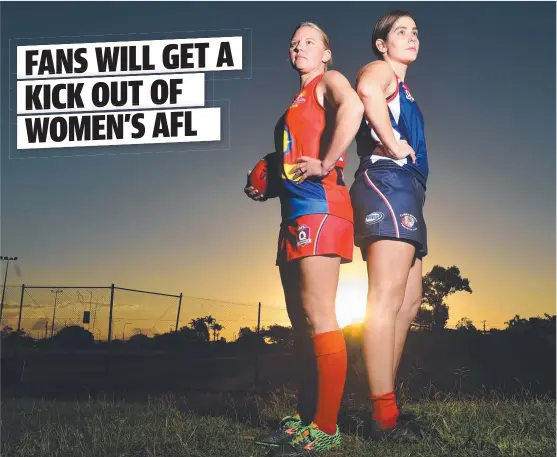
[244,170,266,201]
[378,140,417,163]
[291,156,329,183]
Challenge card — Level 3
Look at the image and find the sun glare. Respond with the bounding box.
[335,278,368,328]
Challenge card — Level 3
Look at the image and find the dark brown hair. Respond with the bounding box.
[372,10,417,59]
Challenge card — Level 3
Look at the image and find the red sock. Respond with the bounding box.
[312,330,347,435]
[371,391,399,430]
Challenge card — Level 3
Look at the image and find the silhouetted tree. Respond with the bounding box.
[456,317,479,333]
[262,324,294,346]
[210,322,224,341]
[188,316,224,342]
[504,314,529,332]
[127,333,153,349]
[416,265,472,330]
[0,326,34,348]
[152,325,203,350]
[189,317,210,342]
[53,325,95,349]
[1,325,14,336]
[237,326,265,347]
[504,314,556,336]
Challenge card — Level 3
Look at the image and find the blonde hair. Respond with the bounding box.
[290,21,333,68]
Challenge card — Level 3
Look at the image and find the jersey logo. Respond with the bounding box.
[282,163,302,182]
[297,225,312,246]
[283,126,293,154]
[404,88,415,102]
[365,211,384,224]
[290,91,306,108]
[400,213,418,231]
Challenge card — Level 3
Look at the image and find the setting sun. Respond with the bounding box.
[335,278,368,328]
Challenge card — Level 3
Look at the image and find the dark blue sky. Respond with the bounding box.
[1,2,555,332]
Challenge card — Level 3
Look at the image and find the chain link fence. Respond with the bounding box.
[0,284,292,343]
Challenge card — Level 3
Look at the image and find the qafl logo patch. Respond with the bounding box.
[400,213,418,231]
[297,224,312,247]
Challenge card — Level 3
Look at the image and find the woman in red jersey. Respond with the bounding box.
[245,22,363,456]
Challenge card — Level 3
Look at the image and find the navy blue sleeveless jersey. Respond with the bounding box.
[356,73,429,188]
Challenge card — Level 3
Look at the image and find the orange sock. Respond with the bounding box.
[312,329,347,435]
[371,391,399,430]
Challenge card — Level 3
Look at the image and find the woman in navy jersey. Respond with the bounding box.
[350,10,429,440]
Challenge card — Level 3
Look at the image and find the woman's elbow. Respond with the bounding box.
[354,97,364,117]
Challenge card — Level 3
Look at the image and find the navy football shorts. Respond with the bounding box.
[350,167,428,260]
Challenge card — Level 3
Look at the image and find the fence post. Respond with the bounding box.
[257,301,262,335]
[17,284,25,332]
[175,293,183,332]
[108,284,115,343]
[254,301,262,389]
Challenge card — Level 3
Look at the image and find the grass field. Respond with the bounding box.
[2,390,555,457]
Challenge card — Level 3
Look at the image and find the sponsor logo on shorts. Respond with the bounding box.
[365,211,384,225]
[297,225,312,247]
[400,213,418,231]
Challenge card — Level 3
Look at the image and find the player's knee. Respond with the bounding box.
[308,314,338,333]
[367,285,406,314]
[398,296,422,324]
[287,304,309,331]
[305,302,338,333]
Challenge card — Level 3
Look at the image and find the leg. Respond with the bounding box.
[297,255,347,436]
[279,261,316,424]
[254,261,318,448]
[297,255,341,335]
[393,257,423,381]
[263,214,352,453]
[362,238,415,429]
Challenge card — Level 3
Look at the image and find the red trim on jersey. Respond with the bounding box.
[386,79,400,103]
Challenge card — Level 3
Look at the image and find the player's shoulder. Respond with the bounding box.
[357,60,394,81]
[356,60,397,95]
[319,69,351,87]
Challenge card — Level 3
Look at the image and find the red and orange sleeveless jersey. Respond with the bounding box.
[273,73,353,222]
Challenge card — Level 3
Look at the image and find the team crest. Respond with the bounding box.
[297,224,312,246]
[400,213,418,231]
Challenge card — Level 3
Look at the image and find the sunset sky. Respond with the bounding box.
[1,2,555,339]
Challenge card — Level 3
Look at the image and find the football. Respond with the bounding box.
[247,153,280,200]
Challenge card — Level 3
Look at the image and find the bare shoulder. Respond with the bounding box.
[357,60,393,82]
[356,60,396,94]
[315,70,354,106]
[320,70,351,88]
